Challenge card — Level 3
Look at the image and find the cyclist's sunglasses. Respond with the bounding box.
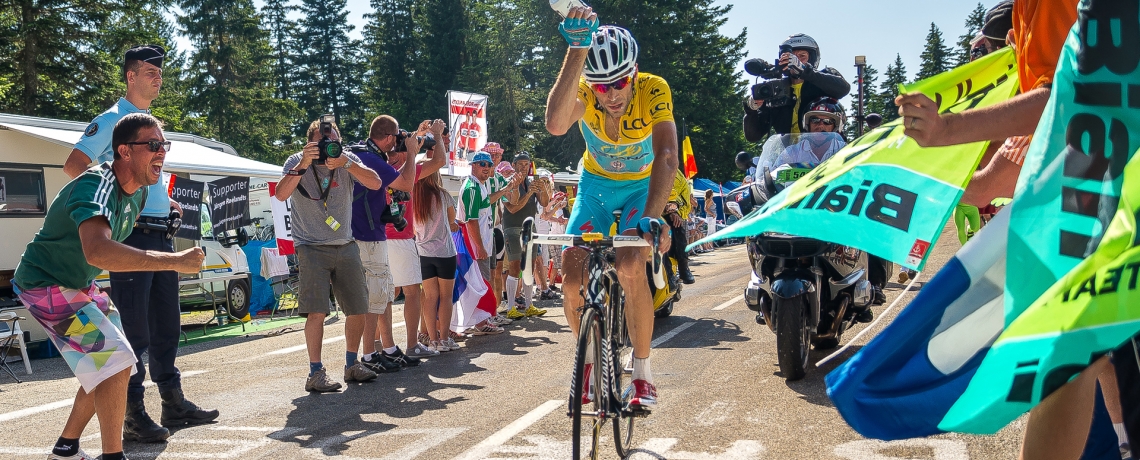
[472,161,494,168]
[592,74,634,94]
[125,140,172,152]
[808,117,835,126]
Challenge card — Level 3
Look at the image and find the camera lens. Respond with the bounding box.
[324,142,342,158]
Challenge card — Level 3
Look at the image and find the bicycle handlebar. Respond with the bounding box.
[519,217,666,291]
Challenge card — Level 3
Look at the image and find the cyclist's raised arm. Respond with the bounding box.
[545,50,588,136]
[544,7,594,136]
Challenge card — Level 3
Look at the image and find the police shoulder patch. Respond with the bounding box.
[84,122,99,137]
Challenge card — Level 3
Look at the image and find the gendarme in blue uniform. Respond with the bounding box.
[74,97,171,217]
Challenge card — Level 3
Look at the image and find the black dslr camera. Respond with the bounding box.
[380,189,410,232]
[315,114,343,164]
[392,129,437,153]
[744,45,796,108]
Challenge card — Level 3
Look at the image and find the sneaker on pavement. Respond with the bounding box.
[406,342,439,359]
[49,450,96,460]
[430,340,450,352]
[524,305,547,317]
[506,307,526,320]
[465,324,504,336]
[490,314,513,325]
[445,337,460,350]
[629,379,658,408]
[344,362,378,383]
[418,332,430,346]
[382,347,422,367]
[514,296,526,307]
[361,354,401,374]
[305,368,343,392]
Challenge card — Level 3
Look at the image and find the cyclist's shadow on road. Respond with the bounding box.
[779,345,865,408]
[650,316,751,349]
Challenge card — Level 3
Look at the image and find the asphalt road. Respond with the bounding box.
[0,224,1026,459]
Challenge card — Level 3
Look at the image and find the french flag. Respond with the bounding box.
[451,225,493,332]
[826,209,1008,439]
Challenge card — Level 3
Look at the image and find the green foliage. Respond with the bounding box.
[879,54,908,124]
[179,0,300,165]
[917,23,953,81]
[294,0,365,140]
[955,3,987,67]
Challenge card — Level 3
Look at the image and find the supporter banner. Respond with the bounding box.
[691,47,1018,270]
[827,8,1140,439]
[167,175,204,240]
[267,182,294,255]
[207,176,250,234]
[947,9,1140,434]
[447,90,488,177]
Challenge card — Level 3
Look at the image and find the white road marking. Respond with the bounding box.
[651,321,696,348]
[301,428,465,460]
[631,438,765,459]
[452,400,564,460]
[834,439,969,460]
[0,370,211,423]
[259,321,407,359]
[712,294,745,311]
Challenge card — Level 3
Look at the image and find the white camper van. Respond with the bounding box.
[0,113,282,343]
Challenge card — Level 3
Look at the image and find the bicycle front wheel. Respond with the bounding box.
[609,281,636,458]
[571,307,606,460]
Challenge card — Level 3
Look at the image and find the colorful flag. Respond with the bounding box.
[826,210,1009,439]
[828,6,1140,437]
[690,48,1019,270]
[451,226,492,332]
[682,136,698,179]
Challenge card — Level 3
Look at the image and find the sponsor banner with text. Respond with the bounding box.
[168,175,205,240]
[447,90,488,177]
[207,176,250,234]
[691,48,1018,270]
[268,182,294,255]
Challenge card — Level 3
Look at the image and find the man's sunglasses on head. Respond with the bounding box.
[809,117,835,126]
[592,74,634,94]
[125,140,172,152]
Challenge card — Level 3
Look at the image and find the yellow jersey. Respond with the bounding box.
[667,169,693,219]
[577,72,675,181]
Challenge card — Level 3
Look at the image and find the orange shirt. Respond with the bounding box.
[1012,0,1079,92]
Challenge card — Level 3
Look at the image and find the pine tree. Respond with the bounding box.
[879,54,908,124]
[916,23,953,80]
[295,0,364,139]
[955,3,987,66]
[179,0,300,162]
[262,0,298,101]
[362,0,418,122]
[0,0,134,119]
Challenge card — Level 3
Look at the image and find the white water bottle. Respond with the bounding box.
[550,0,588,18]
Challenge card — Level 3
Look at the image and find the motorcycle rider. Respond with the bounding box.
[742,34,851,141]
[774,97,847,168]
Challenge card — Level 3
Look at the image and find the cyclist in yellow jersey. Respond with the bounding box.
[545,7,678,409]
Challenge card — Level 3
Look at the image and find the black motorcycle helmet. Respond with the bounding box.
[735,151,753,171]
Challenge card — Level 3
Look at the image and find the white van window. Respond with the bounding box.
[0,167,46,215]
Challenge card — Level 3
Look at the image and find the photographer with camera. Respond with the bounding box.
[274,116,384,392]
[502,152,552,320]
[381,117,451,352]
[742,34,850,141]
[346,116,444,375]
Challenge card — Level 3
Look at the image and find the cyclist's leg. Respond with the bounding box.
[612,178,654,362]
[563,172,615,337]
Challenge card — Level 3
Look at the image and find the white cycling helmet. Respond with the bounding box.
[584,26,639,84]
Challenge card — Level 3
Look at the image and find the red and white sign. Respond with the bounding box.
[268,182,294,255]
[447,90,489,177]
[906,239,931,267]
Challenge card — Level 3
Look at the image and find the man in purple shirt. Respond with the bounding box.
[352,116,445,373]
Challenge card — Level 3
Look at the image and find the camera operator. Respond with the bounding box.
[347,116,445,375]
[742,34,850,141]
[274,116,384,392]
[382,117,450,353]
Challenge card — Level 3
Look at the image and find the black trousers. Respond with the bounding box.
[868,255,891,288]
[110,227,181,402]
[1114,335,1140,446]
[667,213,689,266]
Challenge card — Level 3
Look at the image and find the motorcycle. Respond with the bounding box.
[732,133,874,381]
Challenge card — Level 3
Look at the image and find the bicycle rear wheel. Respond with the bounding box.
[571,307,606,460]
[609,281,636,457]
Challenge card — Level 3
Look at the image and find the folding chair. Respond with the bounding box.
[0,311,32,382]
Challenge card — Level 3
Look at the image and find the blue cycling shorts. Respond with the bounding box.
[566,171,650,235]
